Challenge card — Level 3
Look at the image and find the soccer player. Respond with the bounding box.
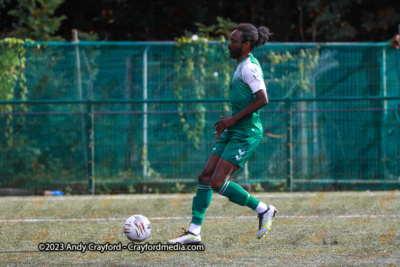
[168,23,277,244]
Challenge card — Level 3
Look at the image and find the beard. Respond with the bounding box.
[228,47,242,59]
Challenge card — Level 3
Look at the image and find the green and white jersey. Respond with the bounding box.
[229,54,266,138]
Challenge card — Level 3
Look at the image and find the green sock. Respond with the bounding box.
[191,182,213,226]
[217,181,260,210]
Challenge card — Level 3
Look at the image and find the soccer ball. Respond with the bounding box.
[124,215,151,242]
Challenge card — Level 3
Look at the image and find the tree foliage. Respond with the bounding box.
[7,0,66,41]
[1,0,399,42]
[297,0,400,42]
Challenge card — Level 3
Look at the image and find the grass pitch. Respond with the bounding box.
[0,191,399,266]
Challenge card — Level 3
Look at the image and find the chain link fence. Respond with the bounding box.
[1,41,399,194]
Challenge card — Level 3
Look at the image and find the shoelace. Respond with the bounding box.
[179,227,195,237]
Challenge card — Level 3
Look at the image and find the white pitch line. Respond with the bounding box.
[0,214,399,223]
[0,191,398,202]
[0,194,317,201]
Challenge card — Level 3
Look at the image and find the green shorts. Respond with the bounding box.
[211,130,262,168]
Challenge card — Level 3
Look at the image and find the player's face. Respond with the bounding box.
[228,30,243,59]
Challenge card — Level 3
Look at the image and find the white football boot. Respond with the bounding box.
[257,205,278,239]
[167,228,201,244]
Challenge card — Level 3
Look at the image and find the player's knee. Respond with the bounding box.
[198,171,212,184]
[210,180,224,192]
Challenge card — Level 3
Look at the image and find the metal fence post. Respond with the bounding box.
[72,29,89,180]
[286,100,293,192]
[87,100,95,195]
[142,46,150,179]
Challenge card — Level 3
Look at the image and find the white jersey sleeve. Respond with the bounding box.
[241,63,266,93]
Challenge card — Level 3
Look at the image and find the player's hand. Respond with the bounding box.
[214,130,222,142]
[213,116,236,141]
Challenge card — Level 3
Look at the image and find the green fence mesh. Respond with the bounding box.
[0,41,399,193]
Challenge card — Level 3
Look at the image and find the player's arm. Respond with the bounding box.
[213,89,268,139]
[214,63,268,140]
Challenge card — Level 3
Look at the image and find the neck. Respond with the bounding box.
[236,52,251,62]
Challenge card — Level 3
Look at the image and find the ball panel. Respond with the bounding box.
[124,215,151,242]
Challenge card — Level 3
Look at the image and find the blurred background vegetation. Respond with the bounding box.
[1,0,399,42]
[1,0,399,195]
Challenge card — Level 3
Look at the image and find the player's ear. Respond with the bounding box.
[243,41,251,51]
